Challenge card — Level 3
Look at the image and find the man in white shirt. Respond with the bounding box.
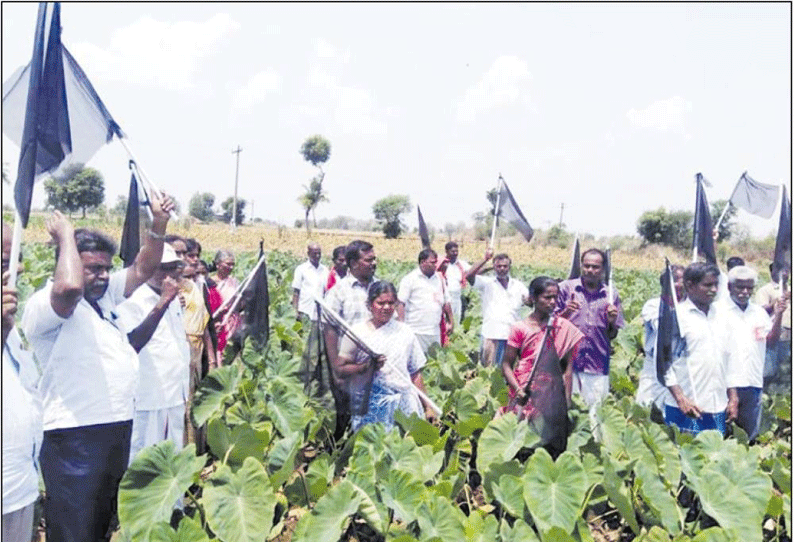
[465,248,529,366]
[398,248,454,352]
[21,194,173,542]
[2,221,43,542]
[292,242,328,322]
[664,262,732,435]
[438,241,471,324]
[723,266,786,440]
[118,244,191,463]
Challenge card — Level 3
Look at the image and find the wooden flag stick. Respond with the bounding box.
[489,174,503,250]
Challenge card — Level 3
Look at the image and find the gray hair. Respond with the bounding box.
[727,265,758,284]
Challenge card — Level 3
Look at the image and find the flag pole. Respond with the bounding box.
[118,138,178,219]
[489,174,503,250]
[713,173,742,234]
[692,174,700,263]
[7,211,24,288]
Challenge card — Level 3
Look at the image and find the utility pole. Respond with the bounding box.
[231,145,242,231]
[559,203,564,228]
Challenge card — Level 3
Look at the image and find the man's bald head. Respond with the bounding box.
[307,243,321,266]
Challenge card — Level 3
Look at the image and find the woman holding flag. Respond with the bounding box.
[210,250,241,358]
[335,281,436,431]
[500,276,584,457]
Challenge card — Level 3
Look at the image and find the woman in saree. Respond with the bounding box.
[335,281,435,431]
[501,276,584,457]
[210,250,241,359]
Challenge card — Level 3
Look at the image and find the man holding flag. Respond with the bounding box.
[556,248,624,407]
[21,193,174,542]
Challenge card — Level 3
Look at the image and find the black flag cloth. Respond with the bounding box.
[417,206,431,249]
[240,241,270,348]
[568,237,581,280]
[119,168,141,267]
[692,173,716,264]
[656,258,685,387]
[773,185,791,277]
[12,3,70,227]
[497,178,534,242]
[4,2,125,227]
[729,172,780,219]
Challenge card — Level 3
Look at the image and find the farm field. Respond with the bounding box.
[9,216,790,542]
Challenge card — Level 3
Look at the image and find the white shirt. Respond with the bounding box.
[398,268,450,337]
[117,285,191,410]
[664,298,730,413]
[2,329,42,514]
[444,260,471,297]
[22,271,140,430]
[292,260,329,320]
[722,299,772,389]
[635,297,674,408]
[472,275,528,340]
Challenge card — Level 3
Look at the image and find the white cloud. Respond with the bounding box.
[301,42,388,136]
[455,55,532,123]
[230,69,282,110]
[626,96,693,138]
[70,13,240,91]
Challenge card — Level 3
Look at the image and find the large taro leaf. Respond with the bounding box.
[481,459,523,503]
[540,527,577,542]
[691,527,740,542]
[267,431,302,490]
[641,422,681,485]
[680,433,771,542]
[499,518,540,542]
[346,477,388,534]
[634,460,683,534]
[118,442,205,540]
[602,456,640,535]
[476,413,540,474]
[192,364,241,426]
[523,449,587,535]
[265,379,310,436]
[415,493,467,541]
[491,473,525,519]
[390,439,444,483]
[292,480,362,542]
[595,400,628,455]
[378,469,427,524]
[225,400,272,432]
[202,457,277,542]
[206,419,269,466]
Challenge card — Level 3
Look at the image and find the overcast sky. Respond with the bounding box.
[2,3,790,237]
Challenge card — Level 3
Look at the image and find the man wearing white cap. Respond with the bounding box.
[118,244,190,462]
[723,265,787,440]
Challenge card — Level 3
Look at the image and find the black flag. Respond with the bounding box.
[240,240,270,348]
[656,258,684,387]
[13,3,70,227]
[773,184,791,277]
[496,178,534,242]
[119,167,141,267]
[692,173,716,264]
[417,206,430,249]
[568,237,581,280]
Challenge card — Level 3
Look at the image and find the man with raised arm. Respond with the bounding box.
[22,194,174,542]
[555,248,624,407]
[118,244,190,463]
[397,248,454,353]
[465,248,529,367]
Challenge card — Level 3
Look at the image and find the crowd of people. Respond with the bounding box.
[1,211,790,541]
